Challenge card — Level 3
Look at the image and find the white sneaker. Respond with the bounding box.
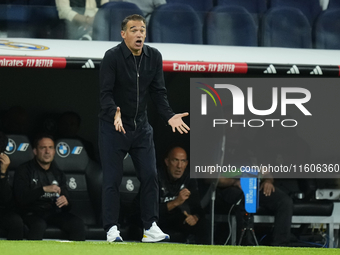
[142,222,170,242]
[107,225,123,242]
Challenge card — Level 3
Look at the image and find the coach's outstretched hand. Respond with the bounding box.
[114,107,126,134]
[168,113,190,134]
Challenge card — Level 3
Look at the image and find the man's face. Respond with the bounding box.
[34,138,55,166]
[165,147,188,180]
[121,20,146,56]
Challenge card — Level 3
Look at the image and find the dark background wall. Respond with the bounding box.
[0,68,199,165]
[2,68,340,171]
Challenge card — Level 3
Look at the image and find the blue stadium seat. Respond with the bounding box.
[29,6,66,39]
[204,5,258,46]
[29,0,56,5]
[327,0,340,10]
[0,0,54,5]
[6,5,33,38]
[92,2,144,41]
[261,7,312,48]
[166,0,213,21]
[149,3,202,44]
[217,0,267,14]
[269,0,322,25]
[0,4,64,39]
[10,0,29,5]
[315,9,340,49]
[0,5,7,37]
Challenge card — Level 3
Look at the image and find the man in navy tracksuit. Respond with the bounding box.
[99,14,189,242]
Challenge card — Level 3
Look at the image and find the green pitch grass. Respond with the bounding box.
[0,241,338,255]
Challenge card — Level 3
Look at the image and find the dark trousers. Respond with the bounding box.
[99,119,159,231]
[0,210,24,240]
[219,186,293,245]
[22,211,85,241]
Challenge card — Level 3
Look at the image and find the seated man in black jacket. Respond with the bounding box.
[13,133,85,241]
[0,131,24,240]
[158,146,209,244]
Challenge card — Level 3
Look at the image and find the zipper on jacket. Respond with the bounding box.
[133,54,143,130]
